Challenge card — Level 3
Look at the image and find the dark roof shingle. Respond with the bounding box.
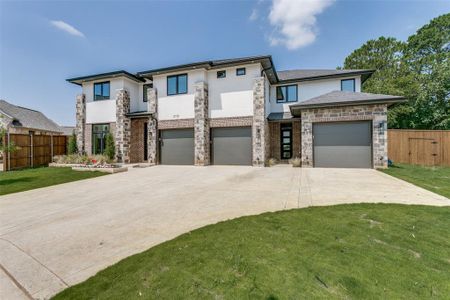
[0,100,63,133]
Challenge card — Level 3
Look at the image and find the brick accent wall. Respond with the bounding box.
[84,124,92,156]
[209,117,253,128]
[130,118,147,163]
[76,94,86,154]
[301,104,388,168]
[292,121,301,159]
[158,119,194,129]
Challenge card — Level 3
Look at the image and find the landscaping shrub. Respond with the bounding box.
[67,132,78,154]
[290,157,301,167]
[266,158,278,167]
[52,154,110,165]
[103,132,115,161]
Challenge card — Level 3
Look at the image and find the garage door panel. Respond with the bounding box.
[314,146,372,168]
[212,127,252,165]
[160,129,194,165]
[313,121,372,168]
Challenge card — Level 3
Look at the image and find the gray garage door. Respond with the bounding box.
[212,127,252,165]
[160,129,194,165]
[313,121,372,168]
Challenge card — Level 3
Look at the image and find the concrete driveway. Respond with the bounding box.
[0,166,448,299]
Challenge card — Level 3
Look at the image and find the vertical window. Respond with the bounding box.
[236,67,246,76]
[217,70,226,78]
[341,79,355,92]
[276,85,297,103]
[167,74,188,95]
[143,84,152,102]
[92,124,110,154]
[93,82,110,101]
[280,124,292,159]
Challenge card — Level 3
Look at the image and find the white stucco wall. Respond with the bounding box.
[208,63,261,118]
[269,76,361,113]
[83,78,124,124]
[153,69,206,120]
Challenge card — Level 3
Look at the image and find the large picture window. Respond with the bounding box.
[341,79,355,92]
[92,124,110,155]
[167,74,187,95]
[93,81,110,101]
[143,83,152,102]
[276,85,297,103]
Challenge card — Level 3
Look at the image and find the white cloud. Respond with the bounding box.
[268,0,335,50]
[50,20,85,38]
[249,8,259,21]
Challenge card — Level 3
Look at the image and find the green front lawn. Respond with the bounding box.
[0,167,107,196]
[381,163,450,198]
[54,204,450,299]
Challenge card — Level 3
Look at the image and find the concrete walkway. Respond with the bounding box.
[0,166,448,299]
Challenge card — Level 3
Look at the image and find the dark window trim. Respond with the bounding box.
[341,78,355,92]
[143,83,152,102]
[217,70,226,78]
[93,81,110,101]
[276,84,298,103]
[167,73,188,96]
[92,123,110,154]
[236,67,246,76]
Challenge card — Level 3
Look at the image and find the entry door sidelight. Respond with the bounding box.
[281,124,292,159]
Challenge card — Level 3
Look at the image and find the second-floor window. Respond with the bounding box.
[236,68,246,76]
[217,70,226,78]
[143,83,152,102]
[167,74,187,95]
[276,85,297,103]
[94,81,110,101]
[341,79,355,92]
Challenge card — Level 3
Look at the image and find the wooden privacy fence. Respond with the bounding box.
[388,129,450,167]
[2,134,67,171]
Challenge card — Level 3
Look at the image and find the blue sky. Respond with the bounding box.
[0,0,448,126]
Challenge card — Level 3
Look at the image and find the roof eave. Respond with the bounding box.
[278,70,375,84]
[289,97,407,115]
[66,71,145,85]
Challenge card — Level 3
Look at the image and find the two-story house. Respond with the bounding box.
[67,55,405,168]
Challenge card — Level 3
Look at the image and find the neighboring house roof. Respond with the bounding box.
[60,126,75,136]
[267,112,299,121]
[277,69,374,83]
[289,91,406,114]
[67,70,146,86]
[0,99,63,133]
[137,55,278,83]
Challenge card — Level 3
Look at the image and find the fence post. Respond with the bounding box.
[30,131,33,168]
[51,134,54,161]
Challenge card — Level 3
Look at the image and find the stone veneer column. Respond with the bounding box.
[300,111,313,167]
[75,94,86,154]
[115,89,131,163]
[252,77,266,166]
[372,105,388,168]
[147,87,158,165]
[194,82,209,166]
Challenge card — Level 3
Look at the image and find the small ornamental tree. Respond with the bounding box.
[0,115,17,155]
[68,132,78,154]
[103,132,115,161]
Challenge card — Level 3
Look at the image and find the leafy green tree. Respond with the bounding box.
[67,132,78,154]
[0,115,17,154]
[342,13,450,129]
[103,132,115,161]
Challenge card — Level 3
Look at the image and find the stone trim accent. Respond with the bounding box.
[252,77,266,166]
[209,116,253,128]
[301,104,388,168]
[115,89,131,163]
[158,119,194,129]
[75,94,86,154]
[147,87,157,165]
[84,123,92,156]
[194,82,209,166]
